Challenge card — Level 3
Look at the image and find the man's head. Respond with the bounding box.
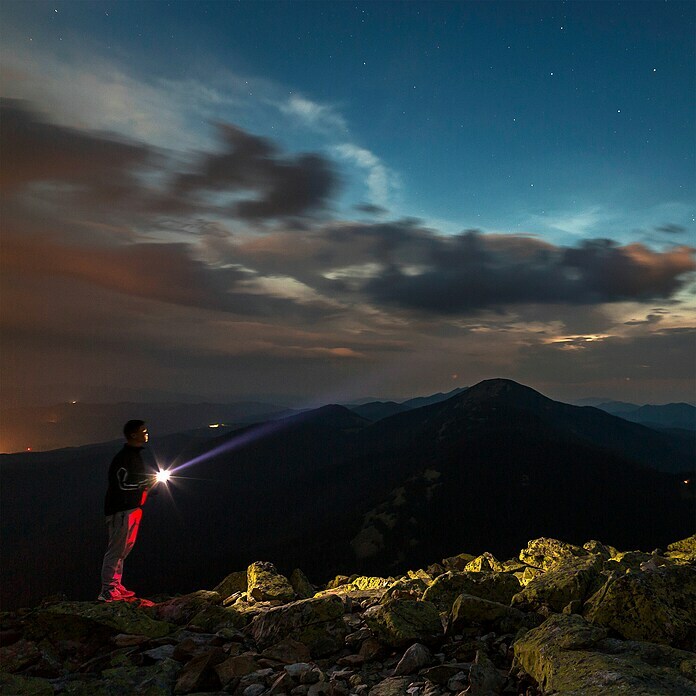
[123,419,148,446]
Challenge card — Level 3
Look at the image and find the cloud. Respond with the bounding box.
[280,95,348,133]
[333,143,396,207]
[174,123,339,220]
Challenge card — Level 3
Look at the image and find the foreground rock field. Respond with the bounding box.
[1,535,695,695]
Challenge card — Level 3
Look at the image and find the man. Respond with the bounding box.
[99,419,153,602]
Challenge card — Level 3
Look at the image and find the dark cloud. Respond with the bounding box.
[656,224,687,234]
[354,203,388,216]
[173,123,338,220]
[0,98,152,203]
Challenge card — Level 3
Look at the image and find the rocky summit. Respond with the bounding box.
[1,535,694,696]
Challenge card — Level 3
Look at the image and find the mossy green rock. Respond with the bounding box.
[449,593,537,635]
[153,590,221,624]
[667,534,696,562]
[246,595,346,657]
[247,561,295,602]
[213,570,248,599]
[364,598,443,648]
[351,576,394,590]
[0,673,54,696]
[583,540,618,558]
[514,613,696,695]
[422,571,521,612]
[519,537,589,570]
[381,577,429,602]
[584,564,696,650]
[289,568,315,599]
[464,552,504,572]
[26,601,173,642]
[188,604,249,631]
[441,553,476,572]
[511,554,605,613]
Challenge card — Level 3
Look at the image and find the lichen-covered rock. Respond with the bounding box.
[583,564,696,650]
[449,593,537,635]
[441,553,476,572]
[351,576,394,590]
[326,574,354,589]
[290,568,315,599]
[153,590,221,624]
[607,550,655,572]
[468,649,506,695]
[514,566,544,587]
[583,540,618,558]
[247,561,295,603]
[25,601,173,642]
[513,613,696,695]
[422,571,521,612]
[246,595,346,657]
[0,673,54,695]
[0,638,41,673]
[464,552,504,573]
[188,603,248,631]
[363,598,443,648]
[511,554,605,613]
[666,534,696,562]
[213,570,248,599]
[367,676,413,696]
[381,577,429,602]
[519,537,589,570]
[406,568,434,583]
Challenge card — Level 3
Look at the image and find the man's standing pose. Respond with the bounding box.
[99,420,152,602]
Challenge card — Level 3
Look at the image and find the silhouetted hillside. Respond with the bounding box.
[1,379,693,610]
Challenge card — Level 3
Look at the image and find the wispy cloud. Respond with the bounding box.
[333,143,398,208]
[280,94,348,133]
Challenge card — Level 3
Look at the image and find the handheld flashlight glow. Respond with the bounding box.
[155,469,171,484]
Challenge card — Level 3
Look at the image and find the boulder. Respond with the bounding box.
[441,553,477,572]
[518,538,589,571]
[262,636,312,663]
[449,594,536,636]
[381,577,429,602]
[583,540,618,558]
[25,601,173,643]
[583,564,696,650]
[213,570,248,599]
[247,561,295,603]
[188,604,248,631]
[422,571,521,613]
[326,575,354,589]
[464,552,504,573]
[246,595,347,657]
[468,650,506,695]
[290,569,315,599]
[367,676,413,696]
[0,638,41,673]
[174,648,226,693]
[666,534,696,562]
[153,590,221,624]
[606,551,654,572]
[363,598,443,648]
[214,653,263,684]
[511,554,605,613]
[514,613,696,695]
[393,642,432,675]
[0,673,54,695]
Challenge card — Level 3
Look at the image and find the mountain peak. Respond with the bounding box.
[458,378,547,405]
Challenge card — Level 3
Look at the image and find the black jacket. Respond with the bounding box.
[104,445,150,516]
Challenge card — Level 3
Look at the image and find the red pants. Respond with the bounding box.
[100,507,142,590]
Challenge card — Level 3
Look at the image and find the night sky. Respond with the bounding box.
[1,0,694,410]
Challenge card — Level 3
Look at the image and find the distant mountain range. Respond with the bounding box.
[1,379,693,610]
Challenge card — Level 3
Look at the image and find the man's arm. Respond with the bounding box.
[115,466,150,490]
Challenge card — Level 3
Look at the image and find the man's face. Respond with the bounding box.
[131,425,149,445]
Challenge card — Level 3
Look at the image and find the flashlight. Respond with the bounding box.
[155,469,171,484]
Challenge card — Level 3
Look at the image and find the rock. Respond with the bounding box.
[307,680,331,696]
[446,670,468,692]
[359,636,389,662]
[382,578,430,602]
[464,552,504,573]
[363,599,443,648]
[246,595,347,657]
[261,636,312,664]
[441,553,477,572]
[666,534,696,562]
[271,670,296,693]
[583,540,618,558]
[607,551,655,572]
[511,554,605,613]
[350,576,393,590]
[188,604,249,631]
[393,642,432,675]
[290,569,316,599]
[518,538,589,571]
[112,633,150,647]
[213,570,248,600]
[0,673,53,695]
[368,676,413,696]
[284,662,315,679]
[143,644,177,661]
[326,575,354,590]
[514,566,544,587]
[449,594,536,635]
[422,572,521,612]
[25,601,173,643]
[174,648,225,693]
[154,590,222,624]
[467,650,505,695]
[420,664,472,686]
[583,564,696,650]
[513,613,696,695]
[0,638,41,672]
[247,561,296,603]
[214,653,263,684]
[244,684,267,696]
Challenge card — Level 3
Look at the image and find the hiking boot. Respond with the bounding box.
[116,584,136,598]
[97,588,122,602]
